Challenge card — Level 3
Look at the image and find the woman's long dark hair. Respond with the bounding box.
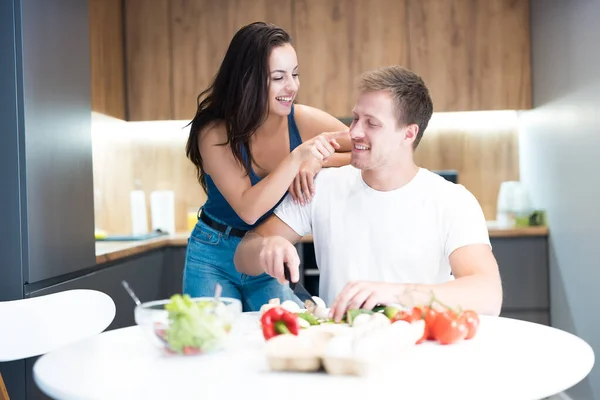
[185,22,292,192]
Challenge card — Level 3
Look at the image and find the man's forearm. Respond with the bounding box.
[397,274,503,316]
[233,232,265,276]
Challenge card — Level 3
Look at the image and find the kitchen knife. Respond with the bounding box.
[284,263,315,309]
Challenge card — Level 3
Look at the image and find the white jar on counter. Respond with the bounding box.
[150,190,176,234]
[496,181,532,228]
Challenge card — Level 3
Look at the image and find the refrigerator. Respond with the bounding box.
[0,0,96,398]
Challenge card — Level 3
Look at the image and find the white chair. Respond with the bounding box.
[0,289,116,399]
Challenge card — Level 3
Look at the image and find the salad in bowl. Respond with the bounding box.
[135,294,242,355]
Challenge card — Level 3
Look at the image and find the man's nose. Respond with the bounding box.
[350,124,365,139]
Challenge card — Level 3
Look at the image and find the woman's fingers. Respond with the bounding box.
[300,172,311,203]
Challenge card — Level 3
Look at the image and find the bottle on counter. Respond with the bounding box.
[130,179,149,236]
[187,207,199,232]
[150,190,175,234]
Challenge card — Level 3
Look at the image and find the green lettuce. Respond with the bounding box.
[162,294,229,354]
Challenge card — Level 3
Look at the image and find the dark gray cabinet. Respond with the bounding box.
[491,236,550,322]
[500,311,549,326]
[162,247,187,298]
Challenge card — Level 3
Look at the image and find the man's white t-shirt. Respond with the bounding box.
[273,165,491,307]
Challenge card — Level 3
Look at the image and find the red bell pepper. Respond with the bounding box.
[260,307,299,340]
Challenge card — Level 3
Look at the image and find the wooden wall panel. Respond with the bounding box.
[125,0,173,120]
[349,0,409,77]
[89,0,125,119]
[414,124,520,220]
[293,0,409,116]
[171,0,294,120]
[407,0,531,111]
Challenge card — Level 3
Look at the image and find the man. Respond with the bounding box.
[234,65,502,321]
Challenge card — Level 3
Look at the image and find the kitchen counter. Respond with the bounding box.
[95,225,549,264]
[485,225,549,238]
[95,233,190,264]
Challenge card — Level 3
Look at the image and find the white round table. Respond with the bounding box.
[33,314,594,400]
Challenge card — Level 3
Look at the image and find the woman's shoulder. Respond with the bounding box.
[198,119,227,147]
[293,104,348,139]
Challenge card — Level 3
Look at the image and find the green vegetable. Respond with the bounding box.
[296,312,320,326]
[160,294,229,354]
[274,321,291,334]
[317,319,337,324]
[384,305,401,319]
[346,309,374,325]
[371,305,386,313]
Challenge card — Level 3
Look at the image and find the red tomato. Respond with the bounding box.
[183,346,202,355]
[408,307,427,344]
[396,306,437,344]
[392,310,415,323]
[421,306,438,341]
[460,310,480,340]
[433,311,468,345]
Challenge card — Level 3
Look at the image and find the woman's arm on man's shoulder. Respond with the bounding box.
[293,104,352,167]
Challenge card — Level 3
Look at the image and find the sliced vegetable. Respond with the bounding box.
[259,298,281,316]
[297,317,311,329]
[281,300,301,313]
[311,296,326,309]
[312,305,330,320]
[350,313,373,328]
[346,309,374,325]
[297,312,320,326]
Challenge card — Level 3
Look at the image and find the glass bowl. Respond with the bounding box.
[134,295,242,356]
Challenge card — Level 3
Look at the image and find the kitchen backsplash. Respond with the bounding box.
[92,111,519,234]
[91,113,205,235]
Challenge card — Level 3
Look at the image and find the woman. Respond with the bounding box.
[183,22,351,311]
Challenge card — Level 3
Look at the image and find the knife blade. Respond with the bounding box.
[284,263,315,309]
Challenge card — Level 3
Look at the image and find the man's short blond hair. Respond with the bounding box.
[357,66,433,149]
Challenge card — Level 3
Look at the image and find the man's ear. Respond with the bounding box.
[403,124,419,144]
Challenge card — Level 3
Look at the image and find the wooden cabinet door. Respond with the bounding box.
[407,0,531,111]
[125,0,173,121]
[293,0,409,117]
[119,0,531,121]
[89,0,126,120]
[170,0,294,120]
